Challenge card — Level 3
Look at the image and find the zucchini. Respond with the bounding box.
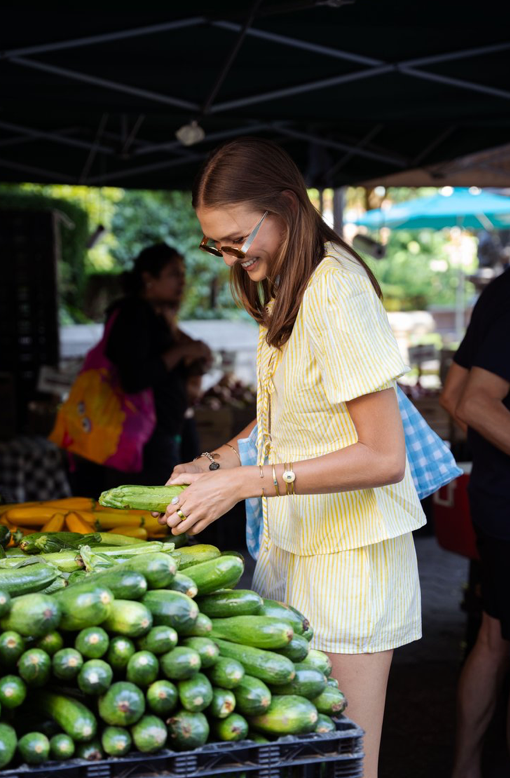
[98,681,145,726]
[35,630,64,656]
[75,738,104,761]
[0,631,26,667]
[0,563,58,596]
[208,687,236,719]
[271,663,327,700]
[311,687,347,715]
[0,722,16,769]
[53,581,114,631]
[214,639,295,686]
[107,637,136,671]
[18,732,50,765]
[181,637,219,669]
[75,626,109,659]
[178,672,213,712]
[101,726,132,757]
[52,648,84,681]
[37,691,98,741]
[169,572,198,598]
[78,659,113,695]
[173,544,220,569]
[131,715,167,753]
[0,589,11,617]
[233,675,272,716]
[259,599,308,636]
[20,531,100,554]
[248,695,318,735]
[0,526,11,549]
[126,651,159,687]
[102,599,153,638]
[75,569,148,601]
[18,648,51,687]
[184,555,244,595]
[0,674,27,709]
[95,532,146,546]
[146,679,178,716]
[40,551,83,572]
[99,484,187,512]
[315,713,336,733]
[211,616,293,650]
[0,592,60,638]
[275,633,310,662]
[137,625,178,655]
[211,712,248,742]
[103,552,177,589]
[160,646,201,681]
[142,590,199,633]
[300,649,332,678]
[196,589,263,618]
[167,710,209,751]
[179,612,212,637]
[207,657,245,689]
[50,733,75,759]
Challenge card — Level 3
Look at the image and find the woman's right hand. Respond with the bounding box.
[167,458,209,481]
[184,340,213,365]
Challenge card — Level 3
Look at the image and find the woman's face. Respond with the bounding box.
[145,257,186,306]
[196,204,285,283]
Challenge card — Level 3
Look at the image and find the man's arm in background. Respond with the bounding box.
[439,361,469,433]
[457,368,510,456]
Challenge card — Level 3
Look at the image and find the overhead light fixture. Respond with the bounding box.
[175,120,205,147]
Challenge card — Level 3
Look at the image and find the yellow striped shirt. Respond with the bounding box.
[256,243,426,556]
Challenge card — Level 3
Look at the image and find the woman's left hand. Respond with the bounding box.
[159,469,243,536]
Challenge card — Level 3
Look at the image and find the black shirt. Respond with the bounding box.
[454,269,510,539]
[105,297,189,437]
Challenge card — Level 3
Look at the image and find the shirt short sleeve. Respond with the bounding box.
[303,265,408,404]
[472,310,510,383]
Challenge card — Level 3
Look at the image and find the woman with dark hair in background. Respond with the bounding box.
[71,243,212,497]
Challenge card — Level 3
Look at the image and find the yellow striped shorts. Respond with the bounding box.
[252,532,422,654]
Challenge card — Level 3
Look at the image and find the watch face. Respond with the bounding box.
[282,470,295,484]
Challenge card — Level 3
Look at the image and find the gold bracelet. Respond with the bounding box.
[259,465,265,479]
[225,442,241,464]
[261,486,267,498]
[272,464,280,497]
[282,462,296,495]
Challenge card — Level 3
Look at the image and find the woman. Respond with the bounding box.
[161,139,425,778]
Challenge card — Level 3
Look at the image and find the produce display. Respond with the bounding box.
[0,485,347,771]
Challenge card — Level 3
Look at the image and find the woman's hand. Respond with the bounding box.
[158,468,244,537]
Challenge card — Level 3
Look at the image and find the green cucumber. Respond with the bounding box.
[99,484,187,512]
[0,674,27,709]
[101,552,177,589]
[101,726,132,757]
[50,733,75,759]
[169,572,198,598]
[160,646,201,680]
[208,687,236,718]
[146,679,178,716]
[178,672,213,712]
[173,544,220,569]
[52,648,84,681]
[0,592,61,637]
[78,659,113,695]
[40,577,68,594]
[75,738,104,761]
[214,639,295,686]
[167,710,209,751]
[184,555,243,595]
[0,589,11,617]
[0,723,16,769]
[37,691,98,741]
[98,681,145,726]
[207,657,245,689]
[102,599,153,638]
[106,636,136,671]
[233,675,272,716]
[126,651,159,687]
[179,612,212,637]
[211,616,293,649]
[315,713,336,733]
[137,625,178,655]
[196,589,263,618]
[35,630,64,656]
[181,637,219,668]
[18,648,51,687]
[75,626,109,659]
[18,732,50,765]
[248,695,318,735]
[311,687,347,715]
[259,599,308,636]
[0,631,26,667]
[327,677,339,688]
[78,569,148,600]
[271,663,327,700]
[142,590,199,633]
[275,633,310,662]
[248,731,269,744]
[95,533,146,546]
[300,649,332,678]
[0,563,58,595]
[131,714,167,753]
[302,625,314,642]
[53,581,113,631]
[211,712,248,742]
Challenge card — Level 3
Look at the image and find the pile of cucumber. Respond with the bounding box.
[0,539,346,770]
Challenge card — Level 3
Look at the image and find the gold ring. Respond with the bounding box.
[176,509,187,522]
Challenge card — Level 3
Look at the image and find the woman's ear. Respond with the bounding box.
[141,270,154,290]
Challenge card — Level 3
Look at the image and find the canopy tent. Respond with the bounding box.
[2,1,510,190]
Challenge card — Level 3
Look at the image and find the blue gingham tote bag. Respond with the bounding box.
[238,385,462,560]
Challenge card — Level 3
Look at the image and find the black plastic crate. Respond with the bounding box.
[0,716,364,778]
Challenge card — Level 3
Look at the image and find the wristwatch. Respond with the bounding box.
[282,463,296,495]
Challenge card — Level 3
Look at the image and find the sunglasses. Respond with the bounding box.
[199,211,269,259]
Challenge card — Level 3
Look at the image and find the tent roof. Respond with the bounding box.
[2,1,510,189]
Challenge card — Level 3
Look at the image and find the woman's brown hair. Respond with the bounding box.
[192,137,381,349]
